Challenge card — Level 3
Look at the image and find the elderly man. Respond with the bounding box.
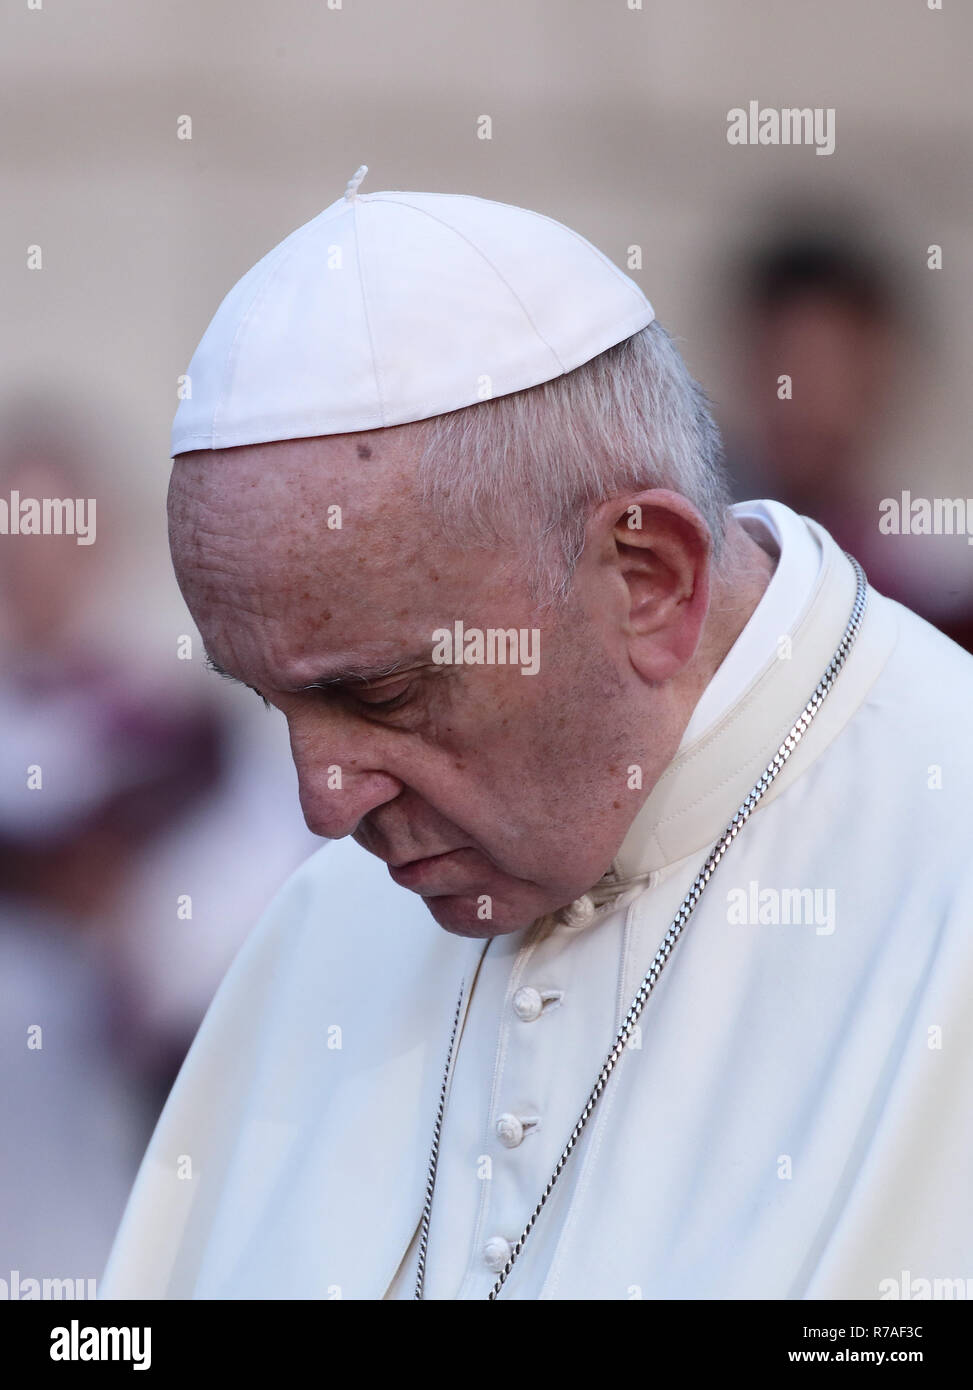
[101,170,973,1301]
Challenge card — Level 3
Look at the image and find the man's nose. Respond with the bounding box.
[287,718,404,839]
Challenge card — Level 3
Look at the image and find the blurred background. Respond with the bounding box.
[1,0,970,1289]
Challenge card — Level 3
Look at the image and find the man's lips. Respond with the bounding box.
[386,849,471,891]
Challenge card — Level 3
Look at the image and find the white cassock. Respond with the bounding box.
[99,500,973,1301]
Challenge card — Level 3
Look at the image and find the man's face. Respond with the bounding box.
[168,431,657,937]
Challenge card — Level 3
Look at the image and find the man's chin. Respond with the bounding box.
[381,847,558,936]
[420,894,543,938]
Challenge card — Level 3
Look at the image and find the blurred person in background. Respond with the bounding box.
[0,405,311,1286]
[721,212,973,653]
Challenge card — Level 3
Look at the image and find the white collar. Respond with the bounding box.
[678,499,823,750]
[605,503,896,879]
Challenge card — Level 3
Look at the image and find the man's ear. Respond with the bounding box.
[595,489,712,683]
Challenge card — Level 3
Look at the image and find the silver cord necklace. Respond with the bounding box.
[415,556,868,1300]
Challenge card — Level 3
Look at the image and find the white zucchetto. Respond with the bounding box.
[170,166,654,457]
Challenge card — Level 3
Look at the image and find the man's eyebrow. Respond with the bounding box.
[203,652,430,691]
[204,655,271,707]
[299,655,430,690]
[205,655,254,687]
[205,655,236,681]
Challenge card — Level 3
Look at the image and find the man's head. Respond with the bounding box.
[169,321,770,938]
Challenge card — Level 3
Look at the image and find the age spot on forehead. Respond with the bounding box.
[356,443,373,460]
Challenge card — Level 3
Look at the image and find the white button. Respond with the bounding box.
[483,1236,512,1273]
[496,1112,525,1148]
[513,986,543,1021]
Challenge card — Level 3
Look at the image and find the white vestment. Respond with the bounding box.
[99,501,973,1300]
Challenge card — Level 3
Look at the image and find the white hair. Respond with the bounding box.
[412,320,732,607]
